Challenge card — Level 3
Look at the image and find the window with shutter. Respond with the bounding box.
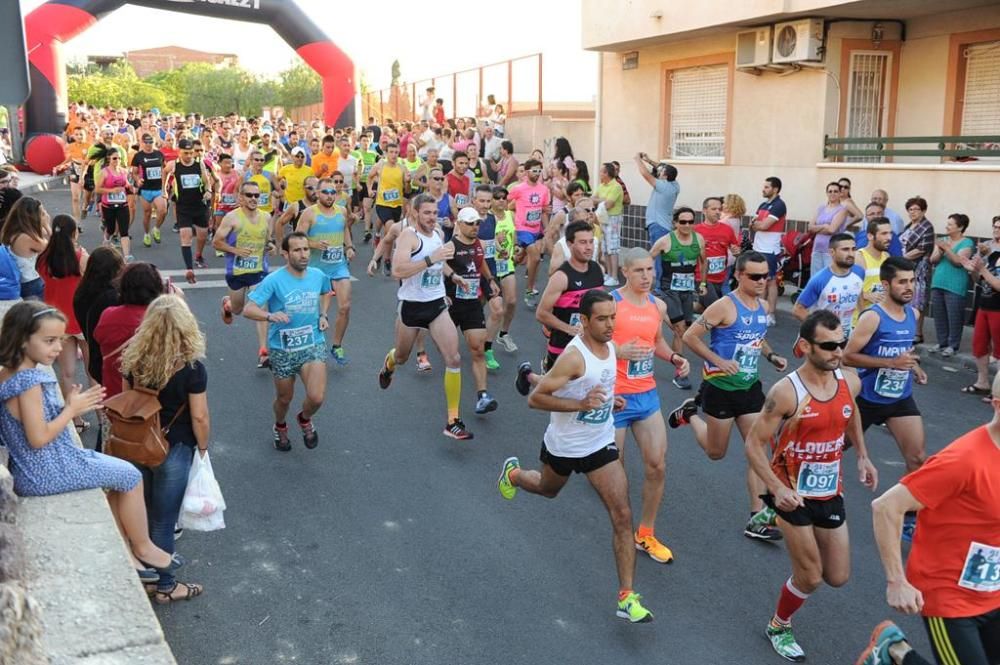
[669,65,727,161]
[960,41,1000,136]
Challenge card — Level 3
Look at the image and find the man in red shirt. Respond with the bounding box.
[694,195,740,307]
[862,376,1000,665]
[446,151,473,213]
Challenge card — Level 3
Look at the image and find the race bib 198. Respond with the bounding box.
[796,460,840,499]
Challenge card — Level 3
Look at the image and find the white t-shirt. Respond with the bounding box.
[796,266,864,337]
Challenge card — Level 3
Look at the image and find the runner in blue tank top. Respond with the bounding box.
[845,256,928,541]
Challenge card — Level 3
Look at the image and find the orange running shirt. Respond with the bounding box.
[770,369,854,500]
[312,151,339,178]
[611,289,659,395]
[901,426,1000,618]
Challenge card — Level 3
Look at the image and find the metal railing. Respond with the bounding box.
[824,135,1000,160]
[360,53,543,125]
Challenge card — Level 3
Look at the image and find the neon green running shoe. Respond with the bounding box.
[616,592,653,623]
[497,456,519,500]
[766,621,806,662]
[143,233,152,247]
[485,349,500,372]
[152,227,161,244]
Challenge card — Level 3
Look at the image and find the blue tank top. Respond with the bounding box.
[478,213,497,276]
[307,206,348,276]
[437,194,453,242]
[858,304,916,404]
[703,293,768,391]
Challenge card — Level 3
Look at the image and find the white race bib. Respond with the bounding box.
[145,166,162,180]
[670,272,695,292]
[107,190,127,204]
[796,460,840,499]
[626,354,654,380]
[482,239,495,259]
[221,193,237,206]
[421,269,442,288]
[383,188,400,202]
[321,246,344,263]
[180,173,201,189]
[455,194,469,207]
[456,278,478,300]
[958,541,1000,592]
[874,368,909,399]
[735,341,761,375]
[279,325,314,351]
[707,255,726,275]
[577,401,612,425]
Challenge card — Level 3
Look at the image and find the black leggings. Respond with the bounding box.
[911,609,1000,665]
[102,204,130,238]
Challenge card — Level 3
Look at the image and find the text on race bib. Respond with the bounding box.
[455,194,469,207]
[279,325,314,351]
[234,255,259,272]
[483,239,495,259]
[106,191,127,204]
[421,269,442,288]
[321,246,344,263]
[456,278,479,300]
[734,341,761,375]
[577,401,612,425]
[180,173,201,189]
[526,210,542,223]
[707,255,726,275]
[795,460,840,499]
[626,355,654,380]
[383,188,400,202]
[959,542,1000,593]
[145,167,162,180]
[670,272,695,292]
[874,368,909,399]
[221,194,237,206]
[569,312,582,328]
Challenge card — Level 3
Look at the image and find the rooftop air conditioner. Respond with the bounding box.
[771,18,824,64]
[736,27,772,68]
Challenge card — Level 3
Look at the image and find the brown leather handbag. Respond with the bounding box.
[103,385,186,468]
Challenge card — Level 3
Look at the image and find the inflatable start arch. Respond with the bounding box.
[23,0,356,173]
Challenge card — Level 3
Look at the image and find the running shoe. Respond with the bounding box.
[745,507,783,541]
[331,346,349,366]
[672,373,692,390]
[172,223,180,233]
[383,260,392,277]
[152,227,161,244]
[603,275,619,287]
[616,592,654,623]
[497,456,519,500]
[257,349,270,369]
[298,412,318,449]
[221,296,233,324]
[855,621,906,665]
[194,257,208,269]
[444,418,474,440]
[767,314,777,328]
[515,361,533,396]
[484,349,500,372]
[363,231,372,243]
[185,269,197,284]
[496,332,518,353]
[901,513,916,544]
[668,397,698,428]
[475,392,499,414]
[523,289,540,309]
[416,351,432,372]
[378,348,396,389]
[766,621,805,662]
[143,233,152,248]
[215,249,225,258]
[272,424,291,452]
[634,533,674,564]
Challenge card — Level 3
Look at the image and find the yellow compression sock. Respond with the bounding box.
[444,367,461,421]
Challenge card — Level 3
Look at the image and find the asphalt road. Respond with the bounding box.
[35,185,990,665]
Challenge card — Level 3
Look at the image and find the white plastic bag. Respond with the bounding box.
[178,451,226,531]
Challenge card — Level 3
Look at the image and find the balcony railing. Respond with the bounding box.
[824,135,1000,161]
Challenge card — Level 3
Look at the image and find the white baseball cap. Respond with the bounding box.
[291,146,306,157]
[456,207,481,224]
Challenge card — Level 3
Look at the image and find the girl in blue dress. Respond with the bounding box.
[0,301,182,579]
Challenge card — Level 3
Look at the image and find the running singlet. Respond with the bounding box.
[446,171,472,209]
[232,144,252,172]
[660,232,701,293]
[478,214,498,277]
[854,248,888,323]
[548,260,605,356]
[132,150,164,191]
[100,168,128,206]
[353,149,378,183]
[337,154,358,193]
[247,172,274,213]
[796,267,864,338]
[174,161,205,209]
[217,172,241,214]
[402,157,422,192]
[225,209,269,277]
[542,335,617,458]
[611,290,659,395]
[703,293,768,391]
[248,267,331,352]
[375,163,405,208]
[494,211,516,277]
[307,205,350,277]
[695,222,738,284]
[446,237,485,301]
[397,228,446,303]
[509,182,550,234]
[858,304,917,405]
[770,369,854,500]
[469,158,485,184]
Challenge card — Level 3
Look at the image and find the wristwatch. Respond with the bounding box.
[424,255,433,267]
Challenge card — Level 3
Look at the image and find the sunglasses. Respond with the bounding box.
[320,188,337,195]
[431,176,444,181]
[252,158,264,162]
[809,339,848,351]
[493,196,507,201]
[676,219,695,225]
[243,192,261,199]
[332,179,344,184]
[581,207,594,213]
[460,219,481,226]
[529,169,542,174]
[744,272,769,281]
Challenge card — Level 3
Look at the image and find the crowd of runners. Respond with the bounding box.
[32,103,1000,664]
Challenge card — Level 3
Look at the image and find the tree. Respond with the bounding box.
[391,60,401,87]
[277,61,322,110]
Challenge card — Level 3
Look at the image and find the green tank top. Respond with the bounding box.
[662,231,701,264]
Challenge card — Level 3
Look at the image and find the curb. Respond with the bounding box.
[19,175,68,195]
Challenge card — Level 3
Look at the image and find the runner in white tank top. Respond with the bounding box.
[495,289,656,625]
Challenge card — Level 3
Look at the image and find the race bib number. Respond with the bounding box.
[363,164,373,176]
[874,368,909,399]
[321,246,344,263]
[279,325,314,351]
[670,272,695,292]
[383,188,400,202]
[455,194,469,207]
[259,192,270,206]
[234,255,259,272]
[707,255,726,275]
[483,239,495,260]
[526,210,542,223]
[495,259,512,275]
[577,401,612,425]
[456,278,478,300]
[221,193,237,206]
[627,354,654,380]
[734,342,761,375]
[145,166,162,180]
[107,190,127,204]
[958,542,1000,592]
[180,173,201,189]
[796,460,840,499]
[421,269,442,288]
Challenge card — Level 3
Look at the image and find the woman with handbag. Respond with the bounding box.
[119,294,209,604]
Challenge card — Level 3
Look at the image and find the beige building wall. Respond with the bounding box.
[505,115,595,166]
[594,6,1000,235]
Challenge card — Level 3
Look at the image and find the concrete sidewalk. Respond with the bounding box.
[15,172,67,195]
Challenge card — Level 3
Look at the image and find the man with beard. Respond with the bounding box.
[792,233,864,339]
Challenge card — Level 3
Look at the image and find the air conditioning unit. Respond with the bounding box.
[736,27,772,68]
[772,18,824,64]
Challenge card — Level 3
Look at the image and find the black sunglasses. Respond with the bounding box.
[493,196,507,201]
[581,207,594,213]
[243,192,261,199]
[744,272,769,281]
[431,176,444,181]
[676,219,695,225]
[809,339,848,351]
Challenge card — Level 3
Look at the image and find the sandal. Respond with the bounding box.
[154,581,203,605]
[960,384,991,395]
